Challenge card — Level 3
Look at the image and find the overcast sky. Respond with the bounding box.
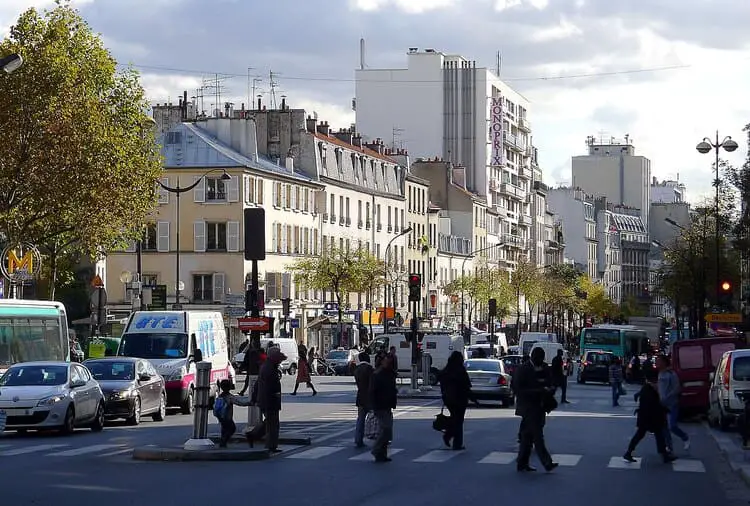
[3,0,749,203]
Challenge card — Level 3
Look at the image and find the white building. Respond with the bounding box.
[651,177,686,203]
[547,188,598,280]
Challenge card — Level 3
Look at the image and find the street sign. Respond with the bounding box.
[147,285,167,310]
[224,306,247,318]
[91,275,104,288]
[705,313,743,323]
[89,287,108,311]
[238,317,271,332]
[290,318,300,329]
[225,293,245,305]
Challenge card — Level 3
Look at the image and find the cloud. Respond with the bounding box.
[350,0,456,13]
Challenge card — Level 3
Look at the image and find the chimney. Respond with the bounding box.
[281,96,286,110]
[183,91,188,119]
[352,134,362,148]
[285,156,294,171]
[257,97,262,110]
[316,121,330,136]
[306,115,317,133]
[333,128,354,145]
[451,165,467,189]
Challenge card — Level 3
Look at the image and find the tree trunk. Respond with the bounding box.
[47,243,58,300]
[515,288,522,334]
[335,287,344,348]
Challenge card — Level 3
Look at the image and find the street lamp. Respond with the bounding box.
[460,242,505,335]
[696,132,738,306]
[158,169,231,307]
[383,226,412,333]
[0,53,23,74]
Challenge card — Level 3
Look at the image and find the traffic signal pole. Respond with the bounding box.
[408,274,421,390]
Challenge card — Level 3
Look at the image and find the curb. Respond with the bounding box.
[209,433,312,446]
[704,422,750,485]
[132,446,270,462]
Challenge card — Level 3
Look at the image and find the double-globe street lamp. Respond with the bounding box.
[158,169,231,307]
[460,242,505,335]
[0,53,23,74]
[383,226,412,334]
[696,132,738,306]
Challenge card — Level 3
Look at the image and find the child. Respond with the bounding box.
[623,370,677,463]
[214,379,251,448]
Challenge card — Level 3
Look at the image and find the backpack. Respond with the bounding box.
[213,396,228,420]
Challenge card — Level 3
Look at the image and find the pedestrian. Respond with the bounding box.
[629,354,642,384]
[623,370,677,463]
[213,379,252,448]
[308,347,317,375]
[388,346,399,373]
[354,352,374,448]
[551,349,569,404]
[609,357,624,407]
[291,355,317,396]
[514,353,532,443]
[253,347,285,453]
[438,350,475,450]
[656,354,690,452]
[369,353,397,462]
[513,346,558,472]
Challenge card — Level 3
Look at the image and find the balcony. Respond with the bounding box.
[518,214,532,226]
[518,117,531,132]
[545,239,560,250]
[503,132,524,153]
[438,233,472,256]
[499,183,525,200]
[330,214,336,224]
[502,233,526,249]
[518,165,531,179]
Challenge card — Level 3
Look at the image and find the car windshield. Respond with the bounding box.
[465,360,501,372]
[503,356,522,366]
[588,353,613,365]
[327,351,348,360]
[0,365,68,386]
[86,361,135,381]
[118,332,188,359]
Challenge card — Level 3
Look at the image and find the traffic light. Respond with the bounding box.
[408,273,421,302]
[488,298,497,317]
[719,281,734,310]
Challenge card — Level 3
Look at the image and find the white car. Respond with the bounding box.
[0,361,105,434]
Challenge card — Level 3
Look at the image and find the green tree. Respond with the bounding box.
[0,1,163,298]
[349,250,386,340]
[443,274,481,325]
[509,256,541,331]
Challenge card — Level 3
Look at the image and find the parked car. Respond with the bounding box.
[325,349,357,376]
[464,358,514,407]
[708,349,750,430]
[577,350,615,384]
[0,361,105,434]
[84,357,166,425]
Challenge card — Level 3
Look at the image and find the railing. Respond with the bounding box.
[518,214,532,226]
[438,233,472,256]
[502,234,526,249]
[499,183,524,199]
[518,117,531,131]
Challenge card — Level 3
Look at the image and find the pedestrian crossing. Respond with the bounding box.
[0,443,135,459]
[281,444,707,472]
[312,404,438,422]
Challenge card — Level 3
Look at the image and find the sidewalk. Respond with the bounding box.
[705,422,750,483]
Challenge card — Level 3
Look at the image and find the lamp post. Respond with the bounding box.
[460,242,505,336]
[158,169,231,307]
[0,53,23,74]
[696,132,738,307]
[383,226,412,334]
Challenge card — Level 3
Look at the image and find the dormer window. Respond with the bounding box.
[335,148,343,173]
[381,163,388,191]
[352,153,359,182]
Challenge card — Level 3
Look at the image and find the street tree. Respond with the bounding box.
[443,274,481,326]
[509,256,541,331]
[0,1,163,298]
[349,250,386,340]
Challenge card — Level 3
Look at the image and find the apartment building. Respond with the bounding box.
[547,188,599,280]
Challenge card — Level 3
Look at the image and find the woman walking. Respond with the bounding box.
[623,369,676,463]
[438,351,474,450]
[291,355,317,396]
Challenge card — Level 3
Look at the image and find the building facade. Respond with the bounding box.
[547,188,599,280]
[651,177,686,203]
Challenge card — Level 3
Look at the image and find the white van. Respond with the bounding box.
[261,338,299,375]
[709,349,750,429]
[519,332,557,356]
[530,342,564,365]
[371,331,464,385]
[117,311,232,414]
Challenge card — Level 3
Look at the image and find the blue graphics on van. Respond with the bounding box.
[131,313,185,333]
[196,319,216,358]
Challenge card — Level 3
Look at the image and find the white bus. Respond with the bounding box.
[0,299,69,373]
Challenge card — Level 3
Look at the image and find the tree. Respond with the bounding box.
[509,256,541,332]
[349,250,386,340]
[0,1,163,298]
[443,274,481,325]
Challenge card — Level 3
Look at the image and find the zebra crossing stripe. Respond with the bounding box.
[478,452,516,464]
[413,450,462,463]
[48,444,125,457]
[0,444,68,456]
[350,449,403,461]
[285,446,346,460]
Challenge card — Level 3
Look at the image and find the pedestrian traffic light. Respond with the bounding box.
[719,281,734,309]
[488,298,497,317]
[408,273,421,302]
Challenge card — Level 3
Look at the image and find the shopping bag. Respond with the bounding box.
[365,411,379,440]
[432,406,449,432]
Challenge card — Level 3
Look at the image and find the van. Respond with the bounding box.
[261,338,299,375]
[519,332,556,356]
[530,342,563,366]
[471,332,508,352]
[709,349,750,429]
[671,337,744,414]
[117,311,233,414]
[370,331,464,385]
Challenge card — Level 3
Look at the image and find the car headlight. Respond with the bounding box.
[109,389,134,400]
[37,395,66,407]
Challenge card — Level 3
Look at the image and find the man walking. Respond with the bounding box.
[256,347,285,453]
[370,353,397,462]
[609,357,624,407]
[551,349,569,404]
[657,354,690,452]
[514,347,558,473]
[354,352,373,448]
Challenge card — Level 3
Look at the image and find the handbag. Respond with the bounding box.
[542,391,558,414]
[432,405,450,432]
[365,411,379,440]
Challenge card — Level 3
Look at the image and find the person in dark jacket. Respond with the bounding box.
[438,351,475,450]
[254,348,285,453]
[369,354,398,462]
[623,370,677,463]
[388,346,399,374]
[514,347,558,472]
[550,349,569,404]
[354,352,374,447]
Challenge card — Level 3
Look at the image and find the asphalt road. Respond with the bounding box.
[1,375,750,506]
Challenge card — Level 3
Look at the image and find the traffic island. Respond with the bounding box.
[209,432,312,446]
[132,446,270,462]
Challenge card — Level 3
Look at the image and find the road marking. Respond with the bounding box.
[552,454,582,466]
[285,446,346,460]
[48,444,125,457]
[672,459,706,473]
[478,452,517,465]
[97,448,134,458]
[350,448,403,461]
[413,449,462,463]
[608,456,641,469]
[0,444,68,456]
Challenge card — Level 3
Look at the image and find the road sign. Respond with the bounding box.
[225,293,245,305]
[89,287,108,311]
[238,317,271,332]
[290,318,300,329]
[224,306,247,318]
[91,275,104,288]
[705,313,743,323]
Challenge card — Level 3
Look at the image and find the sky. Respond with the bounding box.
[2,0,750,204]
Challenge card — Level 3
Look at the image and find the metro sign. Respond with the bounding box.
[238,316,271,332]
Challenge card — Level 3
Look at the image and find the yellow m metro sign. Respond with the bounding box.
[1,243,40,282]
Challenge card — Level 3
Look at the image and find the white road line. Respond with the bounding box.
[48,444,124,457]
[672,459,706,473]
[97,448,134,458]
[350,448,403,461]
[285,446,346,460]
[0,444,68,456]
[551,454,582,466]
[413,450,462,463]
[608,456,641,469]
[478,452,517,465]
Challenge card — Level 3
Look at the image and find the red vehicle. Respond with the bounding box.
[671,337,745,414]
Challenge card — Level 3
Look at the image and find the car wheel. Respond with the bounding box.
[61,406,75,435]
[181,387,194,415]
[90,402,105,432]
[127,397,141,426]
[287,364,297,376]
[152,392,166,421]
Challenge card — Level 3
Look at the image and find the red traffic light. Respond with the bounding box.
[409,274,420,285]
[721,281,732,292]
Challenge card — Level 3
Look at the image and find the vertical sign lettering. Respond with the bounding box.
[490,96,504,166]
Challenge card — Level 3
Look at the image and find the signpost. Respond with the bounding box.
[237,317,271,333]
[1,242,41,299]
[705,313,743,324]
[90,275,107,337]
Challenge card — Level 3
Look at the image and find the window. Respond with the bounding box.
[191,273,224,302]
[206,177,227,201]
[677,346,705,370]
[142,274,158,287]
[711,344,736,367]
[264,272,291,300]
[143,224,157,251]
[206,223,227,251]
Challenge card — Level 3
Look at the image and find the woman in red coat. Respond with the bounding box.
[291,355,317,396]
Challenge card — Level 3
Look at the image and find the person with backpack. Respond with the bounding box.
[214,379,251,448]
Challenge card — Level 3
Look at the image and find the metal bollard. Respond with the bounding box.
[421,353,433,389]
[183,361,216,450]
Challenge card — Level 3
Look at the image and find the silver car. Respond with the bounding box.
[465,359,514,407]
[0,361,105,434]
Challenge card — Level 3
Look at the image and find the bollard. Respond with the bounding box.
[421,353,433,389]
[183,361,216,451]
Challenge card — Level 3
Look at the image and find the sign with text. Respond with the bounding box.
[238,316,271,332]
[705,313,742,323]
[490,95,504,167]
[147,285,167,310]
[1,243,41,284]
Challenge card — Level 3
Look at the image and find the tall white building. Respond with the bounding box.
[547,188,598,281]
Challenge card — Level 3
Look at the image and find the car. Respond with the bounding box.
[0,361,105,434]
[84,357,166,425]
[325,349,357,375]
[577,350,615,384]
[501,355,524,378]
[464,358,514,407]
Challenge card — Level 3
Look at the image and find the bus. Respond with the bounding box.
[579,324,649,359]
[0,299,69,373]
